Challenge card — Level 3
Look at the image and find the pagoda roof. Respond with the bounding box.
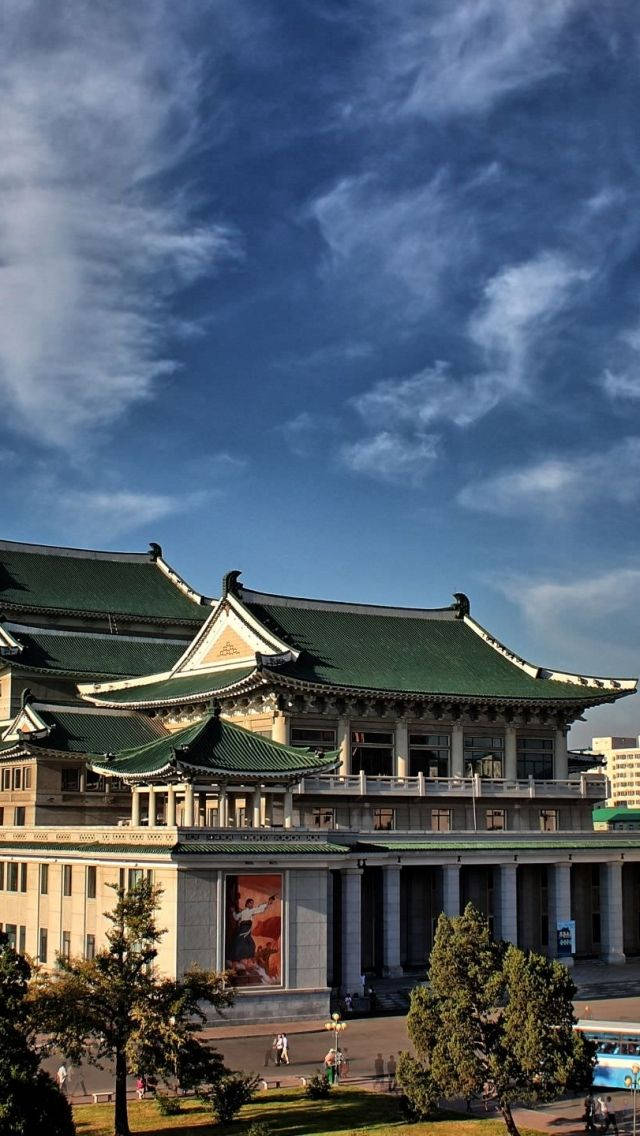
[0,702,165,757]
[0,539,210,625]
[1,624,189,679]
[83,573,637,710]
[89,711,340,782]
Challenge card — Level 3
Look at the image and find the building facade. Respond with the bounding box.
[592,736,640,807]
[1,540,639,1022]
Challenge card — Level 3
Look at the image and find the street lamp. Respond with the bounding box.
[323,1011,347,1084]
[624,1063,640,1136]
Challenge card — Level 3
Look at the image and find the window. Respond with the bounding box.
[0,807,3,826]
[311,808,335,829]
[61,931,71,959]
[0,862,3,889]
[5,924,16,950]
[20,863,27,892]
[14,806,25,826]
[431,808,452,832]
[290,726,337,753]
[85,934,96,960]
[40,863,48,895]
[62,865,72,896]
[539,809,558,832]
[128,868,144,889]
[373,808,395,831]
[7,863,18,891]
[86,866,96,899]
[86,770,106,792]
[13,768,21,790]
[409,733,450,777]
[486,809,506,831]
[2,768,10,790]
[38,928,48,964]
[23,768,31,790]
[18,926,26,954]
[464,735,504,777]
[351,729,393,776]
[517,737,554,780]
[61,768,80,792]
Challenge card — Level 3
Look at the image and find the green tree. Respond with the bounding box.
[0,931,74,1136]
[402,904,595,1136]
[32,880,232,1136]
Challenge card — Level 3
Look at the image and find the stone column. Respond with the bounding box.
[341,867,362,993]
[600,861,625,965]
[555,728,569,780]
[283,788,293,829]
[148,786,157,827]
[395,720,408,778]
[218,787,228,827]
[183,783,194,827]
[548,862,573,966]
[451,724,464,777]
[497,863,518,945]
[442,864,461,917]
[382,864,403,975]
[131,787,141,826]
[337,717,350,775]
[505,727,517,780]
[166,785,176,827]
[272,712,289,745]
[252,787,262,828]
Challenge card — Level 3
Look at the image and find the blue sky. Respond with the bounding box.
[2,0,640,744]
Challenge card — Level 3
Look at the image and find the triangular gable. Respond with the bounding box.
[169,592,298,676]
[0,624,22,656]
[1,703,50,744]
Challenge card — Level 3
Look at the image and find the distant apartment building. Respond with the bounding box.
[592,737,640,807]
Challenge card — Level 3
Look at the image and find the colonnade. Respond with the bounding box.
[130,783,295,829]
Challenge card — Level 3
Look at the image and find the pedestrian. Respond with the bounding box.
[386,1054,397,1092]
[56,1064,68,1095]
[601,1096,618,1134]
[341,1047,350,1078]
[344,993,353,1013]
[280,1033,290,1065]
[324,1048,336,1084]
[274,1033,284,1066]
[360,973,366,996]
[136,1074,147,1100]
[374,1052,385,1082]
[583,1091,596,1133]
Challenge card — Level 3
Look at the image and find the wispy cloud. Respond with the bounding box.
[601,323,640,402]
[458,437,640,515]
[340,431,439,484]
[55,489,208,541]
[280,411,341,457]
[0,2,241,447]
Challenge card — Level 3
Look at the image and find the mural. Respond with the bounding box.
[224,873,282,986]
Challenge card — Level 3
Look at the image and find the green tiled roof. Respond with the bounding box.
[91,712,340,779]
[368,837,640,851]
[175,840,349,855]
[0,542,208,623]
[0,841,170,855]
[90,667,256,705]
[32,708,165,754]
[8,628,188,678]
[593,808,640,823]
[244,597,627,703]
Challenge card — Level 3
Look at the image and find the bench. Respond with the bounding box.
[91,1091,113,1104]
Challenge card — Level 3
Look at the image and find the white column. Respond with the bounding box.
[218,786,228,827]
[183,783,194,827]
[451,724,464,777]
[382,864,402,975]
[442,864,461,917]
[600,861,625,965]
[549,862,573,967]
[505,727,517,780]
[272,712,289,744]
[166,785,176,827]
[131,787,141,826]
[283,788,293,829]
[341,867,362,993]
[395,720,408,778]
[252,787,262,828]
[555,728,568,780]
[337,717,350,775]
[148,786,157,827]
[497,863,518,945]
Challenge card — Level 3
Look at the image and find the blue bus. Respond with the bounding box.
[575,1021,640,1089]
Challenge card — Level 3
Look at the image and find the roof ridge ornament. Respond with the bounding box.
[452,592,470,619]
[148,542,162,560]
[20,687,34,708]
[222,570,242,598]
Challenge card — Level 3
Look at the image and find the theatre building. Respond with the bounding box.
[1,539,639,1021]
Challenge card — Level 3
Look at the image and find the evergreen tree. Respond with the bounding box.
[401,904,595,1136]
[32,880,232,1136]
[0,931,74,1136]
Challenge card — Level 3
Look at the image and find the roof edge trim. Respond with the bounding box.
[238,585,458,620]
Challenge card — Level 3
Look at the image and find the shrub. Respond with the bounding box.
[396,1051,439,1121]
[154,1091,181,1116]
[245,1122,271,1136]
[205,1072,259,1123]
[305,1070,331,1099]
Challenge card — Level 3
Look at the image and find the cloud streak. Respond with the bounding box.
[0,1,240,447]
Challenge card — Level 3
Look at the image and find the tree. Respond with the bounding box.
[0,931,74,1136]
[31,880,232,1136]
[401,904,595,1136]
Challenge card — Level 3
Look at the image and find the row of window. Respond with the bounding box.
[0,806,26,825]
[309,806,560,832]
[0,925,96,963]
[0,766,32,791]
[292,727,555,778]
[0,863,152,896]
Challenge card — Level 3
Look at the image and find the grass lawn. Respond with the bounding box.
[73,1087,541,1136]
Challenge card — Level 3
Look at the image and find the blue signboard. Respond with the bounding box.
[556,920,576,957]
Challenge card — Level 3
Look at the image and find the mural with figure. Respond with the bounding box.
[225,873,282,986]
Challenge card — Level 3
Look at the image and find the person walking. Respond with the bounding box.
[600,1097,618,1134]
[374,1053,385,1083]
[583,1091,596,1133]
[136,1074,147,1100]
[280,1032,290,1065]
[386,1054,397,1092]
[56,1064,68,1095]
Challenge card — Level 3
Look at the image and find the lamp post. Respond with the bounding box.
[323,1011,347,1084]
[624,1064,640,1136]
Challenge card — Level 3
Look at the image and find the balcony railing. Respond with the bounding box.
[295,772,607,799]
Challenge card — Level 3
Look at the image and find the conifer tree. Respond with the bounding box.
[32,880,231,1136]
[400,903,595,1136]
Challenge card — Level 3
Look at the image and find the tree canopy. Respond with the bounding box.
[32,880,232,1136]
[400,904,595,1136]
[0,931,75,1136]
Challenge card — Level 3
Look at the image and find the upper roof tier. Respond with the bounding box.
[0,540,210,625]
[82,573,637,711]
[0,624,189,678]
[0,701,165,758]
